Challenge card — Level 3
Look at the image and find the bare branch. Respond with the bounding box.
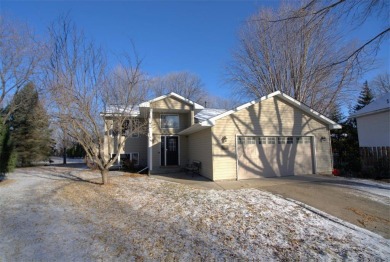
[45,16,147,184]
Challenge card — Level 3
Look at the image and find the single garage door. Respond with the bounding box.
[237,136,314,179]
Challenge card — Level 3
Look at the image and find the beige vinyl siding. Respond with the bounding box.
[180,136,189,168]
[212,96,332,180]
[151,97,192,110]
[188,128,213,179]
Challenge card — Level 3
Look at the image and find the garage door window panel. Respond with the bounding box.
[258,137,267,144]
[238,137,245,144]
[268,137,276,144]
[247,137,256,144]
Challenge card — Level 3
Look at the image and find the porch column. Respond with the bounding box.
[190,109,194,126]
[148,108,153,171]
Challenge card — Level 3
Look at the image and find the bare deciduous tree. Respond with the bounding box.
[205,95,241,110]
[372,72,390,95]
[149,71,207,103]
[45,16,147,184]
[276,0,389,67]
[227,2,358,114]
[0,15,43,122]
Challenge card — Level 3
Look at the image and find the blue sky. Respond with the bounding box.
[1,0,389,101]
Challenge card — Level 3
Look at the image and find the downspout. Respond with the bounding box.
[312,135,317,174]
[328,128,333,173]
[148,108,153,174]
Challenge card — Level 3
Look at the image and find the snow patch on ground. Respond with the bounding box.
[322,176,390,205]
[0,167,389,261]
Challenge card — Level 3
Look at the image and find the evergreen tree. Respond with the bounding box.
[8,83,52,166]
[333,81,375,174]
[330,102,361,173]
[0,117,17,175]
[354,81,374,111]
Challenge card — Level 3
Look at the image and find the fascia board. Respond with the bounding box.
[199,91,281,125]
[278,93,339,127]
[198,90,340,129]
[350,108,390,118]
[139,92,204,109]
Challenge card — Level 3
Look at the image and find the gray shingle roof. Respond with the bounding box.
[194,108,227,122]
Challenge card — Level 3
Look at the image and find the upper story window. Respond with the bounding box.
[122,120,130,136]
[161,115,179,129]
[121,119,139,137]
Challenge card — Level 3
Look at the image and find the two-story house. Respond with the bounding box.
[104,91,341,180]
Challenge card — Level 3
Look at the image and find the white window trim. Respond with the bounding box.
[111,152,139,166]
[160,114,180,129]
[123,119,140,138]
[130,152,139,166]
[130,119,140,138]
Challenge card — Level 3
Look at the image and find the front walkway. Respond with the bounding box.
[152,172,390,238]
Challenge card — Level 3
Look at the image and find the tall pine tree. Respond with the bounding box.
[0,117,17,175]
[354,81,374,112]
[9,83,52,166]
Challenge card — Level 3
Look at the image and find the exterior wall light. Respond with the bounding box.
[221,136,227,143]
[320,136,327,142]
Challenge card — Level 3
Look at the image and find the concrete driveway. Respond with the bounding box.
[153,173,390,238]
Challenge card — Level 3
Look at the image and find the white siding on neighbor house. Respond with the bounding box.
[356,111,390,147]
[211,96,332,180]
[188,128,213,180]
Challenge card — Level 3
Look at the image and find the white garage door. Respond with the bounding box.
[237,136,314,179]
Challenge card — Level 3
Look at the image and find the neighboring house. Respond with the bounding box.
[103,91,341,180]
[350,93,390,168]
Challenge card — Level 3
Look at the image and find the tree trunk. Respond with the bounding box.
[101,169,109,185]
[63,147,67,164]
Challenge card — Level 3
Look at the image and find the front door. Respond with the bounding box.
[161,136,179,166]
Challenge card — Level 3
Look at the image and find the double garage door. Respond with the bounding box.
[237,136,314,179]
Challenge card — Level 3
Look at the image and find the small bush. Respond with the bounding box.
[121,159,135,172]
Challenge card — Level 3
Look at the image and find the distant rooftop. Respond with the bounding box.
[351,93,390,118]
[104,105,140,116]
[195,108,227,122]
